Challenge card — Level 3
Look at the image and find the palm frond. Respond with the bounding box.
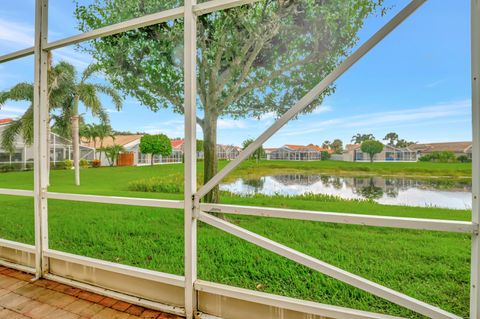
[78,83,102,113]
[0,118,23,154]
[81,64,100,83]
[0,83,34,105]
[21,107,34,146]
[94,84,123,111]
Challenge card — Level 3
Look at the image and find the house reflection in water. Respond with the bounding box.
[220,174,472,209]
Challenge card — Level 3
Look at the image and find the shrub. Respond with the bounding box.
[457,155,471,163]
[64,160,73,170]
[418,154,431,162]
[320,151,331,160]
[419,151,457,163]
[80,159,89,168]
[0,163,34,172]
[0,164,17,172]
[92,159,101,168]
[128,176,183,193]
[51,161,65,170]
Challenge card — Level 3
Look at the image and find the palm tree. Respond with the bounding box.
[63,62,122,186]
[0,61,122,186]
[80,123,100,160]
[95,123,115,163]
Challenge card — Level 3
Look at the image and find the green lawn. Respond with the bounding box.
[0,161,472,318]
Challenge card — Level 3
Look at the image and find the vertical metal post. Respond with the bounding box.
[472,0,480,318]
[184,0,198,317]
[53,134,56,165]
[33,0,49,277]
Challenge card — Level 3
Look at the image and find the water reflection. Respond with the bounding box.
[220,174,472,209]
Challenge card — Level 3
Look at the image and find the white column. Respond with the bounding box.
[184,0,198,316]
[33,0,49,277]
[471,1,480,318]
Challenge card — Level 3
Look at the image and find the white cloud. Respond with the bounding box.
[0,105,27,114]
[312,105,333,114]
[53,47,91,70]
[425,79,446,88]
[280,99,470,137]
[218,119,248,129]
[0,18,34,48]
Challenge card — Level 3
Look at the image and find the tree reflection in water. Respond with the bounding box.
[220,173,472,209]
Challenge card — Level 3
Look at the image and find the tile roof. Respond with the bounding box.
[82,135,143,148]
[0,118,13,125]
[171,139,184,149]
[409,141,472,153]
[283,144,333,153]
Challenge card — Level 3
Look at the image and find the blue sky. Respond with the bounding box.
[0,0,472,147]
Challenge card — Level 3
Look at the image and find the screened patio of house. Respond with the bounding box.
[0,1,479,319]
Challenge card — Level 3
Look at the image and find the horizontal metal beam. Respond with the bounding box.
[195,280,403,319]
[0,238,36,254]
[195,0,427,199]
[44,249,185,288]
[0,47,34,64]
[0,259,36,274]
[45,273,186,316]
[198,211,461,319]
[44,7,184,50]
[200,203,476,233]
[0,188,35,197]
[47,192,184,209]
[193,0,260,16]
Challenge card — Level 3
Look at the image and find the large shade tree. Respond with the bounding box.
[76,0,384,202]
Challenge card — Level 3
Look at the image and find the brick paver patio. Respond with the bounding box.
[0,266,182,319]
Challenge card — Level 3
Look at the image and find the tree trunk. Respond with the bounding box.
[151,153,154,166]
[71,97,80,186]
[203,112,219,204]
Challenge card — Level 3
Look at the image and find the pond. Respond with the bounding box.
[220,174,472,210]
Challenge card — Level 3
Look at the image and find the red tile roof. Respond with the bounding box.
[82,135,186,150]
[0,118,13,125]
[171,139,184,149]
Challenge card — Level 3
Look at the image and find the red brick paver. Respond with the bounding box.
[0,268,183,319]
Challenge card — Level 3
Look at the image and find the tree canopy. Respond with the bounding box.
[76,0,385,202]
[360,140,384,162]
[242,138,264,162]
[351,133,375,144]
[383,132,415,148]
[139,134,173,165]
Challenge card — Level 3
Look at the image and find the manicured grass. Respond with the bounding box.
[0,161,472,318]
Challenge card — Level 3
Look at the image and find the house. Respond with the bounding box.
[268,144,330,161]
[343,144,417,162]
[0,118,95,169]
[264,148,278,160]
[408,141,472,159]
[82,135,183,166]
[82,135,242,166]
[217,144,241,160]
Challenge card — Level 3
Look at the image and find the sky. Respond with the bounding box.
[0,0,472,148]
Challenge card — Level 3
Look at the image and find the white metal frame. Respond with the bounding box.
[0,0,477,318]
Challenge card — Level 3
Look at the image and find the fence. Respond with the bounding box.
[0,1,478,319]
